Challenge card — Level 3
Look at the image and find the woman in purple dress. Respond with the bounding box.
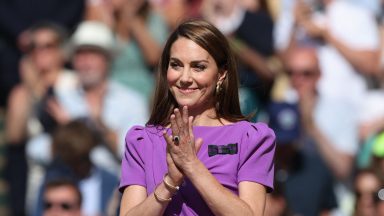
[119,19,276,216]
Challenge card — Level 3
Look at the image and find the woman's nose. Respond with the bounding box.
[179,68,192,84]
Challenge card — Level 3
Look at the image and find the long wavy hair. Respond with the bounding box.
[147,19,246,126]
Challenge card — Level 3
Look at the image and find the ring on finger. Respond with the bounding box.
[173,135,180,144]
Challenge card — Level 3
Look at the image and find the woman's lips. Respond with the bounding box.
[178,87,198,94]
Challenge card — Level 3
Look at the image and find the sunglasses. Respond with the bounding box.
[43,201,78,211]
[286,69,319,78]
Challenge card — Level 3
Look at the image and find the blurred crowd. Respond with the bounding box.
[0,0,384,215]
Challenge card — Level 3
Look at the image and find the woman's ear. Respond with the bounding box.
[218,70,227,83]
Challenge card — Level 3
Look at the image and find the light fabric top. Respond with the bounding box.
[317,0,379,106]
[119,121,275,216]
[110,11,168,100]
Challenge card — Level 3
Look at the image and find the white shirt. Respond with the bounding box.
[56,81,149,174]
[317,0,380,106]
[27,80,149,175]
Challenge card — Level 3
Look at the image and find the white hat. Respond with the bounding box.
[70,21,115,55]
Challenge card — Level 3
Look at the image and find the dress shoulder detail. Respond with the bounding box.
[125,125,146,143]
[242,122,276,141]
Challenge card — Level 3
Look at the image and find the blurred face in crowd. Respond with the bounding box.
[354,171,381,216]
[167,37,226,113]
[210,0,238,16]
[286,47,320,96]
[30,28,63,72]
[73,48,109,89]
[112,0,145,11]
[43,185,81,216]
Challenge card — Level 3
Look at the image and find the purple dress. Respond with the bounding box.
[119,121,276,215]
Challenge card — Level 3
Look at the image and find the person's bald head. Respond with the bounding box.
[285,46,320,93]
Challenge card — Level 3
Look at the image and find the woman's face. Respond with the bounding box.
[167,37,226,113]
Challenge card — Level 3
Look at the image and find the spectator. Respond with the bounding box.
[42,179,82,216]
[6,21,75,150]
[0,0,84,108]
[282,46,359,215]
[50,21,149,174]
[35,120,118,216]
[4,21,77,215]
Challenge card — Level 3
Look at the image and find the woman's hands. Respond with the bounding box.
[163,106,203,186]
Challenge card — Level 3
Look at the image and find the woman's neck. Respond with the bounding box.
[187,106,231,127]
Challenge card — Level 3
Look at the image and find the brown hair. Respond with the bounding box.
[52,120,97,178]
[147,19,246,126]
[44,178,82,206]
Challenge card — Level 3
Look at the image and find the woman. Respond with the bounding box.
[119,20,275,216]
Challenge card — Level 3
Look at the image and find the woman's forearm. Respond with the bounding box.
[325,32,379,76]
[120,182,174,216]
[184,161,256,216]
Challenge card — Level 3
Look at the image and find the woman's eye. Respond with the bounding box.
[194,65,206,72]
[170,62,181,70]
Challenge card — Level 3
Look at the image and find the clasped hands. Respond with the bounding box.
[162,106,203,187]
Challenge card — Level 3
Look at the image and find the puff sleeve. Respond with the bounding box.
[238,122,276,192]
[119,126,147,192]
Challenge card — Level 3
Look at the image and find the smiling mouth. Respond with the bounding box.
[177,87,198,94]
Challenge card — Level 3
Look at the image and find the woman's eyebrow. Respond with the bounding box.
[190,60,209,64]
[169,57,181,62]
[170,57,210,65]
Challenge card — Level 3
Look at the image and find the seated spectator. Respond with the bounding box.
[280,46,359,215]
[35,120,118,216]
[42,179,82,216]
